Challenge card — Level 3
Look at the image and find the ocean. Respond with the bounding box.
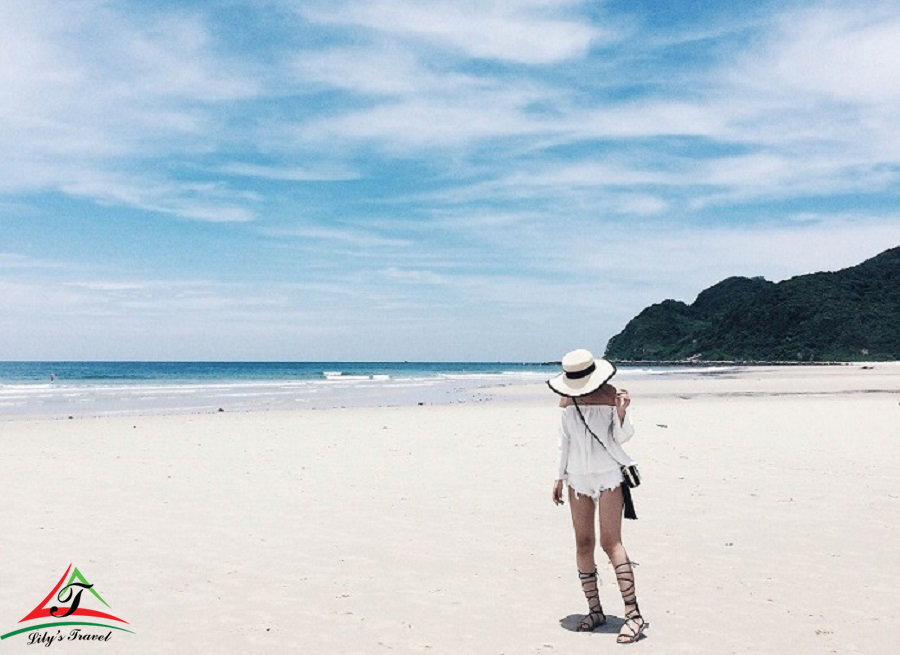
[0,361,563,418]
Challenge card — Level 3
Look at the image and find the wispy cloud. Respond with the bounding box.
[0,252,70,270]
[59,174,258,223]
[219,163,359,182]
[734,5,900,105]
[297,0,615,64]
[273,1,900,221]
[0,1,259,219]
[262,225,412,249]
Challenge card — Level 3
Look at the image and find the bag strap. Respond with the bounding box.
[572,398,625,467]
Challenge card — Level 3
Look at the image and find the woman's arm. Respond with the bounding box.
[556,408,570,480]
[612,389,635,442]
[552,408,571,505]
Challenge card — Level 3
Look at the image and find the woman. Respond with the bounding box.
[548,349,647,644]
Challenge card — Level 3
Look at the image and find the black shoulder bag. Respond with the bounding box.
[572,399,641,520]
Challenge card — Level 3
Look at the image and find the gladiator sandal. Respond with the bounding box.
[576,569,606,631]
[614,561,647,644]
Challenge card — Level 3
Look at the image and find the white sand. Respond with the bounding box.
[1,364,898,653]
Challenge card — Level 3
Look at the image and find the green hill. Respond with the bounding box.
[605,246,900,362]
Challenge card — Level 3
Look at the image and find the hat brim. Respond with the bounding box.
[546,359,617,397]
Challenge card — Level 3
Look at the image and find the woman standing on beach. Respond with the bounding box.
[549,349,647,644]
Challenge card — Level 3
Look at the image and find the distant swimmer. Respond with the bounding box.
[50,372,57,383]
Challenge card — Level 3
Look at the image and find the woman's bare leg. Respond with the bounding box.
[568,487,605,629]
[598,486,627,565]
[568,486,597,573]
[598,486,646,643]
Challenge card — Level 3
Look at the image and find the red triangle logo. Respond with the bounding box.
[18,564,128,625]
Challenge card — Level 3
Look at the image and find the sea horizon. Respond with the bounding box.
[0,360,560,419]
[0,359,710,419]
[2,359,867,419]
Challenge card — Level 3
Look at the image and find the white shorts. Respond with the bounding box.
[567,470,624,500]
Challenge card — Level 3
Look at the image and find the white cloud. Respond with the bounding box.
[292,44,441,97]
[262,225,412,249]
[0,1,259,219]
[555,215,900,287]
[64,281,151,292]
[296,94,547,148]
[381,267,452,286]
[502,162,679,189]
[59,174,258,223]
[288,41,556,148]
[298,0,613,64]
[738,5,900,105]
[574,101,729,140]
[1,277,290,321]
[0,252,69,270]
[219,162,359,182]
[284,2,900,211]
[613,194,669,215]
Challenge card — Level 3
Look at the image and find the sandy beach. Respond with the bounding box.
[1,364,898,653]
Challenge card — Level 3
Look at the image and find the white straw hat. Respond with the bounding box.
[546,349,617,397]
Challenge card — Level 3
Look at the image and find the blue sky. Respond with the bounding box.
[2,0,899,361]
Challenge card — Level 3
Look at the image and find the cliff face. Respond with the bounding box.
[605,246,900,362]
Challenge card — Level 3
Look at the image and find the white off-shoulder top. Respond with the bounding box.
[556,404,635,481]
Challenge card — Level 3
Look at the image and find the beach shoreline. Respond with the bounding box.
[5,362,896,422]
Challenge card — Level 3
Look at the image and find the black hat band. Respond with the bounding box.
[564,362,596,380]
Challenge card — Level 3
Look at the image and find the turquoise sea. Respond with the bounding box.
[0,361,563,418]
[0,361,719,418]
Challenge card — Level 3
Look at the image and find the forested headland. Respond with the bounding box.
[605,246,900,362]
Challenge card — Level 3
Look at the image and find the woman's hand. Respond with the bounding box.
[616,388,631,422]
[552,480,565,506]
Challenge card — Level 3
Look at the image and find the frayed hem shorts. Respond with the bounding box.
[567,470,624,500]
